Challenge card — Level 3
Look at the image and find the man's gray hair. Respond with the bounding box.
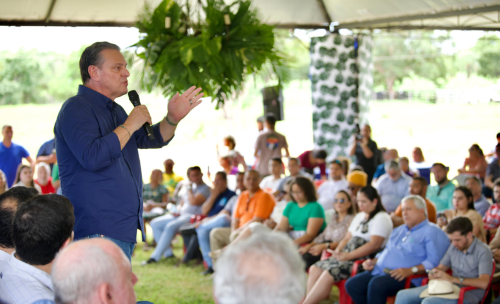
[385,160,400,172]
[52,242,126,304]
[214,232,306,304]
[79,42,120,84]
[465,176,482,187]
[402,195,427,218]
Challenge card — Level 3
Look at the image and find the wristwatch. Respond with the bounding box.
[411,266,418,274]
[459,277,464,285]
[325,242,330,250]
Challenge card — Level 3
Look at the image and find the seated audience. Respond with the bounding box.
[13,164,42,193]
[347,170,368,207]
[395,217,493,304]
[303,186,393,304]
[427,163,455,212]
[484,179,500,247]
[375,160,411,212]
[52,238,151,304]
[259,158,284,193]
[485,144,500,199]
[346,195,449,304]
[465,176,490,217]
[459,144,488,180]
[0,194,74,304]
[298,149,328,180]
[178,171,236,266]
[142,166,211,265]
[400,156,419,178]
[162,159,184,194]
[274,158,308,198]
[220,177,326,254]
[254,115,289,177]
[34,162,55,194]
[317,160,349,211]
[440,186,486,243]
[0,187,39,260]
[0,169,7,194]
[217,135,247,171]
[209,170,275,266]
[392,176,437,227]
[372,148,399,182]
[349,124,378,185]
[213,232,306,304]
[300,190,356,269]
[197,172,245,275]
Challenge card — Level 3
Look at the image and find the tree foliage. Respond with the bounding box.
[132,0,289,106]
[475,35,500,78]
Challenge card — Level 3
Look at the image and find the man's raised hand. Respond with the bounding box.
[166,86,204,124]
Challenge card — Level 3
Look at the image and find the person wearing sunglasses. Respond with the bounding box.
[345,195,449,304]
[300,190,357,269]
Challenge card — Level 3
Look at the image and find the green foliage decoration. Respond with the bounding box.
[132,0,289,106]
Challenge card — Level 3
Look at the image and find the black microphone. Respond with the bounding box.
[128,90,155,141]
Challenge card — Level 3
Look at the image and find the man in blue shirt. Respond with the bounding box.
[0,125,35,188]
[375,160,411,212]
[345,195,450,304]
[36,138,56,170]
[54,42,204,260]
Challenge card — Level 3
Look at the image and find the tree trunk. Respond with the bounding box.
[386,77,396,100]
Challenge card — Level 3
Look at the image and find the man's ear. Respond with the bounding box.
[88,65,100,82]
[97,283,114,304]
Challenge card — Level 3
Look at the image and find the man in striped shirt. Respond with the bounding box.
[0,194,74,304]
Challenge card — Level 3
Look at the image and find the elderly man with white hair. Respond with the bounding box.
[345,195,450,304]
[375,160,411,212]
[51,238,152,304]
[213,231,306,304]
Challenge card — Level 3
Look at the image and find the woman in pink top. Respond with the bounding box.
[298,150,327,180]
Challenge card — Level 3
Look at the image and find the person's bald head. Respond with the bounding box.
[52,238,137,304]
[385,149,399,161]
[244,170,261,192]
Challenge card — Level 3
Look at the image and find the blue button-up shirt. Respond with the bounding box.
[54,85,172,243]
[375,174,411,212]
[373,220,450,285]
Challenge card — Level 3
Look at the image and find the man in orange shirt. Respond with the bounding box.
[391,176,437,227]
[209,170,275,262]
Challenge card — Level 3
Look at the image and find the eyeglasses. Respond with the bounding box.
[348,186,357,191]
[334,198,346,204]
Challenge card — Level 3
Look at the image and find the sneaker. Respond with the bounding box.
[201,267,214,276]
[140,258,157,266]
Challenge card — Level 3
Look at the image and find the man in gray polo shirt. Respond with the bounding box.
[395,217,493,304]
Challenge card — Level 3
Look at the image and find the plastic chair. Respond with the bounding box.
[320,250,365,304]
[421,260,495,304]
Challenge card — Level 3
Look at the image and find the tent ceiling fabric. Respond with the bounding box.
[0,0,500,30]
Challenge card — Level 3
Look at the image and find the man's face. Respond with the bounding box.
[465,179,481,197]
[494,186,500,204]
[348,182,361,200]
[361,125,371,138]
[244,172,260,191]
[409,180,425,197]
[214,173,227,189]
[236,174,246,191]
[188,170,203,184]
[164,160,174,172]
[401,199,424,228]
[257,121,264,132]
[387,168,400,181]
[269,160,282,176]
[2,126,13,141]
[329,163,342,180]
[288,160,300,176]
[94,49,130,99]
[384,149,398,161]
[448,231,472,251]
[431,166,447,184]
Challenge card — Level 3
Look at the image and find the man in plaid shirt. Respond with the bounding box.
[483,179,500,238]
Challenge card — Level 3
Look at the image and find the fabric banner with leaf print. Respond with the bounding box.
[310,34,373,161]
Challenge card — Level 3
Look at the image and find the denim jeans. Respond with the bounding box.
[345,271,408,304]
[86,234,135,261]
[149,213,192,261]
[395,285,471,304]
[196,214,231,268]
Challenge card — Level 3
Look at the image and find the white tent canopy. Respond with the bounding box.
[1,0,500,30]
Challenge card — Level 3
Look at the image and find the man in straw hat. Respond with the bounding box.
[394,217,492,304]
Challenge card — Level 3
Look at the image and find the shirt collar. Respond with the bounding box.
[9,252,53,291]
[465,237,478,255]
[77,85,116,112]
[0,249,10,262]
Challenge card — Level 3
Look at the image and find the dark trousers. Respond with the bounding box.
[345,271,409,304]
[180,227,202,263]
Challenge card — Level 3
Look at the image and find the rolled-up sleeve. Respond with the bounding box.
[59,101,122,171]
